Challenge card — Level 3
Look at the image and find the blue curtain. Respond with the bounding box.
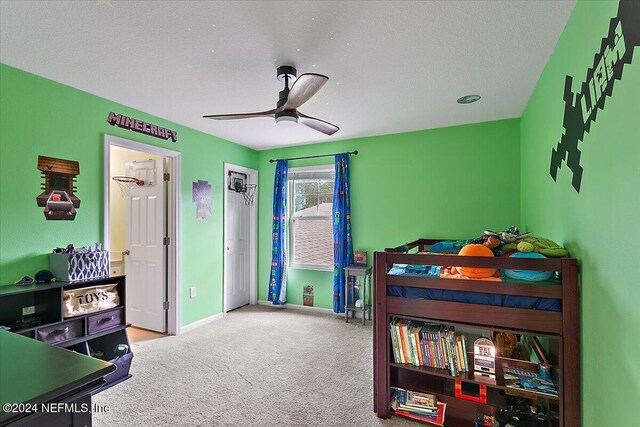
[332,153,354,313]
[268,160,288,305]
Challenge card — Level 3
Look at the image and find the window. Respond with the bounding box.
[289,167,334,270]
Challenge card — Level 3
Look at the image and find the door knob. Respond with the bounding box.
[122,250,130,256]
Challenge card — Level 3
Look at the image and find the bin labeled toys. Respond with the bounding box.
[63,284,120,318]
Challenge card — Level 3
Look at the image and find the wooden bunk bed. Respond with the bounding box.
[373,238,580,427]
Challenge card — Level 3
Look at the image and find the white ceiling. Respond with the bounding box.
[0,0,575,150]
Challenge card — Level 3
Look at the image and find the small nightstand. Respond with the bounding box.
[344,265,372,325]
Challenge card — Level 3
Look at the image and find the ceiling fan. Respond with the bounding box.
[203,66,339,136]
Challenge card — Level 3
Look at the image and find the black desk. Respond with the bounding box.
[0,331,115,427]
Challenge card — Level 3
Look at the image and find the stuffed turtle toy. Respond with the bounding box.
[503,236,568,257]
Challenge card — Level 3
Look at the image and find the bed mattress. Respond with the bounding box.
[387,264,561,312]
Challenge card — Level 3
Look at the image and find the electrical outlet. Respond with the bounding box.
[190,287,197,298]
[22,306,35,316]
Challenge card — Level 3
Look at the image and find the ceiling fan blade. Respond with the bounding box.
[298,112,339,136]
[284,73,328,109]
[203,107,281,120]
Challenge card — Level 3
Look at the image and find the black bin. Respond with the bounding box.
[103,352,133,386]
[87,329,133,389]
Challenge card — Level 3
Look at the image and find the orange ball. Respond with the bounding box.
[457,244,497,278]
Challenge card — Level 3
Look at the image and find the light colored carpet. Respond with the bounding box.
[94,305,414,427]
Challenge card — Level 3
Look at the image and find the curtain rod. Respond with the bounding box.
[269,150,358,163]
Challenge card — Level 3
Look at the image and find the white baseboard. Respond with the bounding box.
[180,312,224,334]
[257,300,370,320]
[258,300,334,314]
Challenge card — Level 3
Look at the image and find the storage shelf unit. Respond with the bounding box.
[373,238,580,427]
[344,265,372,324]
[0,275,133,393]
[387,319,564,426]
[389,361,560,401]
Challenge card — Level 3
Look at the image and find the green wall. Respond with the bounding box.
[0,64,258,326]
[520,0,639,425]
[257,119,521,308]
[4,1,637,418]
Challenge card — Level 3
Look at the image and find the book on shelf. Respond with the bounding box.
[390,318,401,363]
[503,368,558,398]
[390,387,446,427]
[391,387,438,414]
[354,251,367,265]
[406,390,436,408]
[398,320,411,363]
[390,319,469,376]
[412,324,424,366]
[394,405,446,427]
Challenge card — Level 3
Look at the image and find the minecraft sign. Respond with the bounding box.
[107,112,177,142]
[550,0,639,193]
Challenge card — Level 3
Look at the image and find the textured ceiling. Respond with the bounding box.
[0,0,575,150]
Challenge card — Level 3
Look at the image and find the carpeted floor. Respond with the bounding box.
[94,305,415,427]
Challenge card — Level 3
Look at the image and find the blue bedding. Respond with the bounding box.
[387,264,561,312]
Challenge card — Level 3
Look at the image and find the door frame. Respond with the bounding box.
[103,134,181,335]
[223,163,258,315]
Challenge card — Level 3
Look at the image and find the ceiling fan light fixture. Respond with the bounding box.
[275,110,299,127]
[276,115,298,127]
[203,66,338,135]
[457,94,481,104]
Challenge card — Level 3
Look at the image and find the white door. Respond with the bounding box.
[124,159,166,332]
[225,189,250,311]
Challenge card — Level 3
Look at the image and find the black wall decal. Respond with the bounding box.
[550,0,639,193]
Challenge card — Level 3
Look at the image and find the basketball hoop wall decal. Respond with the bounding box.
[192,180,212,219]
[36,155,81,221]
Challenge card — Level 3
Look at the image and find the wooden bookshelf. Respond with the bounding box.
[390,362,560,401]
[373,239,581,427]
